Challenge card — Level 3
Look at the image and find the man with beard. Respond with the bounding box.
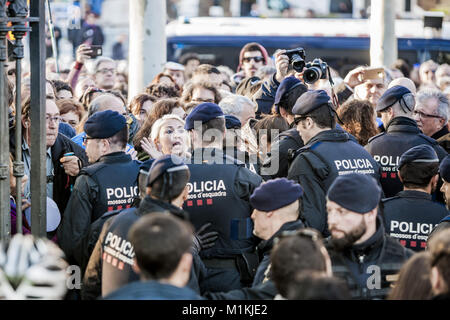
[325,173,413,300]
[382,145,448,251]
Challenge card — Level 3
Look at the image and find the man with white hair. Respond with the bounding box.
[219,94,258,155]
[164,61,185,87]
[93,57,116,90]
[414,89,450,153]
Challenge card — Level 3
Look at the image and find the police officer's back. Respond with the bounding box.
[382,145,448,251]
[325,174,413,300]
[365,86,447,199]
[58,110,141,265]
[287,90,380,235]
[261,77,307,180]
[183,103,263,292]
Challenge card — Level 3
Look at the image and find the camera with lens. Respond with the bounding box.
[303,58,328,84]
[284,47,306,72]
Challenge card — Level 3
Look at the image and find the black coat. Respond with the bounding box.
[9,130,88,214]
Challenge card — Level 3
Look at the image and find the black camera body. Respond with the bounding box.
[303,58,328,84]
[284,47,306,72]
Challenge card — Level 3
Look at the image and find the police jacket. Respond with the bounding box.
[82,196,201,300]
[287,129,380,235]
[223,146,260,175]
[365,117,447,198]
[184,148,263,259]
[9,130,88,214]
[261,127,304,180]
[103,280,203,300]
[325,217,414,300]
[253,219,305,286]
[382,190,448,252]
[428,214,450,244]
[57,151,140,265]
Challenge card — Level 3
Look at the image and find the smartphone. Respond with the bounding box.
[360,68,385,81]
[88,45,103,58]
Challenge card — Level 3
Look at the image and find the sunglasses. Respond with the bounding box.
[243,56,264,63]
[293,116,308,125]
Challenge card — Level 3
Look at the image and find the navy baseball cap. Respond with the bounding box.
[250,178,303,212]
[292,90,332,116]
[147,155,189,187]
[376,85,412,112]
[184,102,224,130]
[84,110,127,139]
[327,173,381,214]
[225,115,242,129]
[398,144,439,169]
[440,155,450,183]
[274,76,303,107]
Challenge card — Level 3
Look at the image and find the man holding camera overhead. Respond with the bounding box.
[287,90,380,236]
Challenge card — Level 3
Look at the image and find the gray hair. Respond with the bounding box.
[93,57,116,73]
[219,94,256,117]
[416,89,449,122]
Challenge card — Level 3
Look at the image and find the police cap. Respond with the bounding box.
[147,155,189,187]
[398,144,439,169]
[376,85,412,112]
[225,115,242,129]
[274,76,303,108]
[184,102,224,130]
[292,90,331,116]
[139,159,155,176]
[440,155,450,183]
[250,178,303,212]
[327,173,381,214]
[84,110,127,139]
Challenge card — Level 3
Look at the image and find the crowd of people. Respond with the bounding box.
[1,37,450,301]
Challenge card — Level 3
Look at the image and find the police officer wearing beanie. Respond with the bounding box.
[58,110,142,266]
[206,178,305,300]
[325,173,413,300]
[382,145,448,251]
[429,155,450,242]
[184,102,263,293]
[366,85,447,200]
[287,90,380,235]
[261,77,308,180]
[83,155,218,299]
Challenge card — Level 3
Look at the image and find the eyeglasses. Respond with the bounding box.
[273,228,322,246]
[82,136,95,145]
[45,115,61,123]
[192,98,215,103]
[413,110,442,119]
[97,68,115,75]
[243,56,264,63]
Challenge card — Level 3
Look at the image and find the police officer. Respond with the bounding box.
[382,145,448,251]
[261,76,307,180]
[205,178,305,300]
[287,90,380,235]
[429,155,450,242]
[83,155,217,299]
[58,110,141,266]
[184,102,263,292]
[365,85,447,199]
[325,173,414,300]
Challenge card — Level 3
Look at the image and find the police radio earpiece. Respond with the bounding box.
[399,93,415,114]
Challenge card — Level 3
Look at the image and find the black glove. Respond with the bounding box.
[192,222,219,255]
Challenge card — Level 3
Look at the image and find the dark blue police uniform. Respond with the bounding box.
[183,103,263,293]
[58,110,141,265]
[287,90,380,235]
